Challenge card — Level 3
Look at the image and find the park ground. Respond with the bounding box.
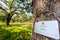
[0,22,32,40]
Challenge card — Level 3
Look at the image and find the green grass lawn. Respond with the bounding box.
[0,22,32,40]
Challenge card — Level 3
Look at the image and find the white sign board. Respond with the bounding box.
[34,20,60,39]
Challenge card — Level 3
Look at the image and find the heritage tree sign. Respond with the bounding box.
[34,20,60,39]
[31,0,60,40]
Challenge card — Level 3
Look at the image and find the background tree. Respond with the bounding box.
[0,0,32,26]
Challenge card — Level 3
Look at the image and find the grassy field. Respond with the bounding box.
[0,22,32,40]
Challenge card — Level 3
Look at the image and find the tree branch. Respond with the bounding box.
[0,6,8,13]
[10,8,18,18]
[11,8,18,14]
[9,0,14,9]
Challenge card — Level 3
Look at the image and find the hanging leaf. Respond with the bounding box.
[6,0,13,2]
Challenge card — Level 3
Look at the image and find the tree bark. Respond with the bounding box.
[6,14,11,26]
[31,0,60,40]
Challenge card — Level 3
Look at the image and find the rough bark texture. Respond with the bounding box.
[31,0,60,40]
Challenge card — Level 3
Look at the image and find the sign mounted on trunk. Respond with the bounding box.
[34,20,60,39]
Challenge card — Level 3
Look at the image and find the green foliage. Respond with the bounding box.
[0,22,32,40]
[28,16,32,21]
[7,0,13,2]
[0,14,6,22]
[20,0,25,2]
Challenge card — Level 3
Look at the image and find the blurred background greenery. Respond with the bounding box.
[0,22,32,40]
[0,0,32,40]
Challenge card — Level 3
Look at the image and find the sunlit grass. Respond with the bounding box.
[0,22,32,40]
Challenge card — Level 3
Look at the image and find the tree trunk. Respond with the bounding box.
[31,0,60,40]
[6,14,11,26]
